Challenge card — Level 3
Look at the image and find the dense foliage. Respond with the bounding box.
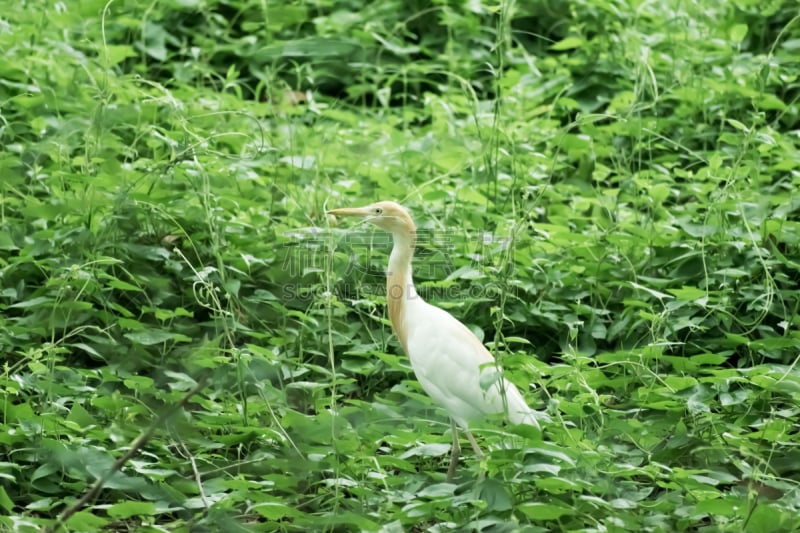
[1,0,799,531]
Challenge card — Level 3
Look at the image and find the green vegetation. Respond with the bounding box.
[2,0,799,530]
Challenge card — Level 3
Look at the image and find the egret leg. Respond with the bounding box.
[446,419,461,482]
[464,430,486,481]
[464,430,484,458]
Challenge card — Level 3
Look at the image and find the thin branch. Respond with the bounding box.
[177,438,209,509]
[45,375,208,533]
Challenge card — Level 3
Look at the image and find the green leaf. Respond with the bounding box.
[750,337,799,351]
[119,318,145,330]
[139,22,168,61]
[550,36,583,50]
[66,402,97,429]
[341,357,377,374]
[0,486,13,512]
[264,5,308,27]
[667,286,706,301]
[9,296,53,308]
[694,496,740,516]
[124,329,177,345]
[609,498,637,509]
[478,479,512,511]
[756,93,786,110]
[103,45,138,66]
[417,483,456,498]
[108,279,143,291]
[70,343,103,359]
[727,118,749,132]
[629,282,672,300]
[152,306,194,320]
[107,501,156,519]
[251,501,304,520]
[124,376,155,392]
[0,232,18,251]
[400,443,451,458]
[664,376,698,391]
[720,389,749,406]
[690,353,728,366]
[519,502,572,520]
[536,476,579,491]
[729,24,748,43]
[31,462,59,482]
[66,511,109,530]
[25,496,57,511]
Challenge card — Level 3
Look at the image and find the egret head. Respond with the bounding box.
[327,201,416,236]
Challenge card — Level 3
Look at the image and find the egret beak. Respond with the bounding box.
[326,206,372,218]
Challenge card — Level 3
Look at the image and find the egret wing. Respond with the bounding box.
[405,302,539,428]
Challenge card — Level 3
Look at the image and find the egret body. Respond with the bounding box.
[327,201,542,479]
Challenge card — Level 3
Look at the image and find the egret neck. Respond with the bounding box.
[386,221,417,353]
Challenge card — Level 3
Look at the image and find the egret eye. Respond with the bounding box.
[374,207,383,215]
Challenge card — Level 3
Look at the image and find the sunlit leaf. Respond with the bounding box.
[729,24,748,43]
[107,501,156,519]
[66,511,109,530]
[0,486,13,512]
[550,36,584,50]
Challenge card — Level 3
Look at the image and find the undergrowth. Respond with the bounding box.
[1,0,799,531]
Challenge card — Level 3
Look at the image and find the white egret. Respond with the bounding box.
[328,201,543,480]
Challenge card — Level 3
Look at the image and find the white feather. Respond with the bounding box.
[405,297,540,429]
